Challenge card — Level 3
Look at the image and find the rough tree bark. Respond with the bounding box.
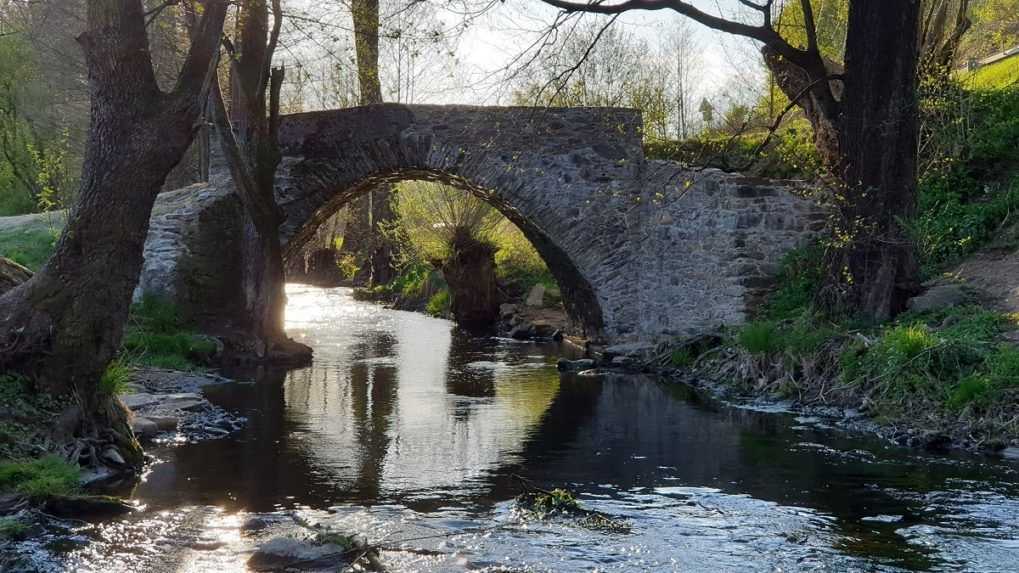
[823,0,922,318]
[540,0,922,321]
[437,228,501,328]
[211,0,311,362]
[0,0,227,469]
[343,0,396,287]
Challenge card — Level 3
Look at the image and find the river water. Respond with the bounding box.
[15,285,1019,572]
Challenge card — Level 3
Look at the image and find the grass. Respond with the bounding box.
[724,298,1019,440]
[99,360,132,396]
[120,295,217,371]
[0,227,57,271]
[963,56,1019,90]
[425,288,450,317]
[0,455,80,500]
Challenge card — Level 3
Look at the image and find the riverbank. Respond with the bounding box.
[0,365,248,568]
[640,282,1019,456]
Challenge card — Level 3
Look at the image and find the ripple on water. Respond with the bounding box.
[8,286,1019,572]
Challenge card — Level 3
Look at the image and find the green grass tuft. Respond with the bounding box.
[0,455,80,500]
[120,295,215,371]
[425,288,450,317]
[99,359,132,396]
[737,321,782,355]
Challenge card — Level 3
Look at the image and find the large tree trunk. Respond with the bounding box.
[0,0,226,469]
[352,0,382,105]
[345,0,396,287]
[439,228,501,329]
[819,0,922,320]
[214,0,310,362]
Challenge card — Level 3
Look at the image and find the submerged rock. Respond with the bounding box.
[43,495,134,518]
[557,358,596,372]
[248,536,353,571]
[510,323,534,340]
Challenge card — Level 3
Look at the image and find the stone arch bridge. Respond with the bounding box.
[137,104,824,343]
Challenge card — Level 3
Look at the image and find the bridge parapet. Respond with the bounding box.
[138,105,825,343]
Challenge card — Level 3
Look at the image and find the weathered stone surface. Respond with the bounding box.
[907,284,970,313]
[526,284,546,307]
[121,393,160,410]
[131,417,160,438]
[557,358,596,371]
[135,104,824,343]
[133,181,244,327]
[0,256,31,295]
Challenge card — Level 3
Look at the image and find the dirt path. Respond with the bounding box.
[952,246,1019,312]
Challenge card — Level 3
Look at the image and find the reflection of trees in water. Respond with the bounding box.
[444,333,498,423]
[347,332,400,501]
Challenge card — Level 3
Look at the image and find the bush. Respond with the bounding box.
[760,245,825,321]
[644,119,821,180]
[425,289,450,317]
[0,455,79,500]
[737,321,782,355]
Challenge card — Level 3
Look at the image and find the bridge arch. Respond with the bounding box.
[273,104,647,338]
[136,104,826,344]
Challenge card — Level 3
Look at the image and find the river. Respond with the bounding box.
[12,285,1019,572]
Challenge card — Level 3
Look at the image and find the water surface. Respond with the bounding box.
[34,286,1019,571]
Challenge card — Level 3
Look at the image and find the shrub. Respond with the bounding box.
[0,455,79,499]
[760,244,825,321]
[644,119,821,180]
[425,288,450,317]
[737,321,781,355]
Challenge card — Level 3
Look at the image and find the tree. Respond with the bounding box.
[666,21,701,139]
[390,180,503,326]
[540,0,923,321]
[698,97,714,128]
[970,0,1019,53]
[210,0,311,362]
[341,0,397,286]
[0,0,227,468]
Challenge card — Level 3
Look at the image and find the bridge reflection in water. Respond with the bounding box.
[130,285,1019,572]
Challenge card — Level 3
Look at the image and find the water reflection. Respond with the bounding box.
[124,285,1019,571]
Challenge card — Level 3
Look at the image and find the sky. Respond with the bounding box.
[280,0,769,110]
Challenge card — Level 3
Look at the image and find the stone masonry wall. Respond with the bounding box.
[135,104,826,343]
[134,177,244,327]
